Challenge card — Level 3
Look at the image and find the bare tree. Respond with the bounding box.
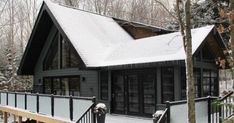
[176,0,196,123]
[230,0,234,59]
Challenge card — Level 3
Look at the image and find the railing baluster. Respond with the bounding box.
[216,105,218,123]
[225,99,227,119]
[230,97,232,116]
[229,98,231,116]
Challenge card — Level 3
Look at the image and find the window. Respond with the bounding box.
[194,68,201,97]
[43,33,59,70]
[61,37,80,68]
[43,34,80,71]
[202,44,214,63]
[44,78,52,94]
[161,67,174,103]
[43,76,80,96]
[181,67,202,99]
[202,69,218,96]
[100,71,108,100]
[194,51,201,61]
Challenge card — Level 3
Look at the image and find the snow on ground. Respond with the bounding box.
[106,114,152,123]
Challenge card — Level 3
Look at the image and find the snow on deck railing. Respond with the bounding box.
[0,91,96,122]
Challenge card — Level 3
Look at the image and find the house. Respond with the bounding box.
[17,0,226,117]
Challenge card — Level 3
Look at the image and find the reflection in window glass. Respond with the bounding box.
[44,78,52,94]
[43,33,59,70]
[61,37,80,68]
[202,69,218,96]
[43,76,80,96]
[69,77,80,96]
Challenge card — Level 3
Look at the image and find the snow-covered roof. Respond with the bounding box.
[100,25,215,66]
[45,1,216,67]
[45,0,134,66]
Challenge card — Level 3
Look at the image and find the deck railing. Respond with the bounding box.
[76,103,96,123]
[210,91,234,123]
[156,108,168,123]
[0,91,96,122]
[159,92,234,123]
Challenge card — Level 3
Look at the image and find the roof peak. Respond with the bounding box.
[43,0,172,32]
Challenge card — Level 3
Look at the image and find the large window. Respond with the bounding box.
[181,68,218,99]
[43,76,80,96]
[43,34,80,70]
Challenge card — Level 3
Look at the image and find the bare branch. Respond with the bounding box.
[154,0,178,21]
[176,0,186,50]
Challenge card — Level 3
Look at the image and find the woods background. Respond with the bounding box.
[0,0,231,93]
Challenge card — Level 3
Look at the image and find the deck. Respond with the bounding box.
[106,114,152,123]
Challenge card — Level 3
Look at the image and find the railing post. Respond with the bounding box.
[93,97,97,123]
[166,101,170,123]
[207,96,211,123]
[70,95,73,121]
[36,93,39,113]
[3,112,7,123]
[15,92,17,107]
[51,94,54,117]
[6,91,8,105]
[94,103,107,123]
[25,93,27,110]
[0,92,1,104]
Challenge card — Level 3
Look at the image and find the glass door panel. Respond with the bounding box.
[143,74,155,114]
[112,74,124,113]
[127,74,139,113]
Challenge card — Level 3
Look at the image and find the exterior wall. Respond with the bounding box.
[33,25,98,97]
[122,26,158,39]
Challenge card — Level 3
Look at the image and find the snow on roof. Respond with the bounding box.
[45,0,133,66]
[45,1,214,67]
[99,25,214,67]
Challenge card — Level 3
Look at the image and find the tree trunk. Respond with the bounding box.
[185,0,196,123]
[176,0,196,122]
[230,0,234,59]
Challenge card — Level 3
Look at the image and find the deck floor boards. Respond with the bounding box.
[106,114,152,123]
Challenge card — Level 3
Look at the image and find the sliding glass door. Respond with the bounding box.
[111,69,156,116]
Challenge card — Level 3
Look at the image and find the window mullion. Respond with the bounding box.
[58,34,62,69]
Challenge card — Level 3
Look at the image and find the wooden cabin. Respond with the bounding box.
[18,0,226,117]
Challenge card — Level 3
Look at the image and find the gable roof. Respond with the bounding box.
[18,0,226,75]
